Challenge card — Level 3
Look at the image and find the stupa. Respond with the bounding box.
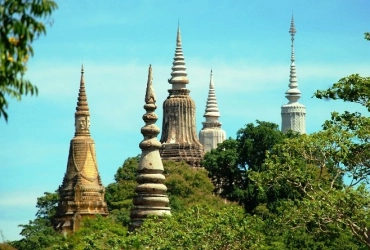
[160,26,204,166]
[199,70,226,153]
[130,65,171,230]
[54,66,108,233]
[281,16,306,134]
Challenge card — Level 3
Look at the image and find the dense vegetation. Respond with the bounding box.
[6,62,370,248]
[7,115,369,249]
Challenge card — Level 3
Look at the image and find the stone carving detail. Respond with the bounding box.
[130,65,171,230]
[281,16,306,134]
[199,70,226,153]
[160,26,204,166]
[53,66,108,233]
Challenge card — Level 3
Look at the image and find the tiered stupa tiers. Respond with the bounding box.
[281,16,306,134]
[199,70,226,152]
[160,26,204,166]
[54,66,108,233]
[130,65,171,230]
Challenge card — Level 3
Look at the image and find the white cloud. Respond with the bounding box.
[0,191,40,207]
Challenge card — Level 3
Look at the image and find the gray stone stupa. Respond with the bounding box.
[130,65,171,230]
[160,26,204,166]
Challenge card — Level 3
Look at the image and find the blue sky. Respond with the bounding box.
[1,0,370,241]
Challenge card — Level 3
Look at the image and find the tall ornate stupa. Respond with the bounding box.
[281,16,306,134]
[160,26,204,166]
[131,65,171,230]
[199,70,226,153]
[54,66,108,233]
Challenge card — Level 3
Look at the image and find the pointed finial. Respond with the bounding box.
[76,66,89,116]
[285,15,301,103]
[289,15,296,42]
[176,25,182,46]
[168,25,189,86]
[204,69,220,118]
[210,69,214,88]
[145,64,156,104]
[75,66,90,135]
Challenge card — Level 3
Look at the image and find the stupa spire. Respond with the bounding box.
[75,65,90,136]
[160,26,204,167]
[168,25,189,89]
[54,66,108,233]
[204,70,221,119]
[131,65,171,230]
[281,16,306,134]
[199,70,226,153]
[285,15,301,103]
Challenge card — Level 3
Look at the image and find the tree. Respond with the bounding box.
[12,157,366,249]
[105,156,230,226]
[11,192,61,250]
[253,127,370,247]
[202,120,292,213]
[0,0,57,121]
[105,156,140,226]
[252,55,370,247]
[163,160,228,211]
[125,205,266,250]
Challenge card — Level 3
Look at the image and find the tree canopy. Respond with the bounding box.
[202,120,298,213]
[0,0,57,121]
[252,53,370,246]
[9,155,366,249]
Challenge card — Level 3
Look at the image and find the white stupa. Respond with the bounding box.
[199,70,226,153]
[281,16,306,134]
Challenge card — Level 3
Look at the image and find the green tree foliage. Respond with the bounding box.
[105,156,139,226]
[315,74,370,111]
[49,215,128,250]
[105,156,230,226]
[202,120,292,213]
[126,205,266,250]
[0,0,57,121]
[11,156,366,249]
[253,128,370,247]
[253,55,370,247]
[11,192,61,250]
[163,160,228,211]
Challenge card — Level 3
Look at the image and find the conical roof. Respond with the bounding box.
[168,26,189,87]
[75,65,90,117]
[204,70,220,118]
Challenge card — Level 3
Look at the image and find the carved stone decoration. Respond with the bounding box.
[130,65,171,230]
[53,66,108,233]
[281,16,306,134]
[199,70,226,153]
[160,26,204,166]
